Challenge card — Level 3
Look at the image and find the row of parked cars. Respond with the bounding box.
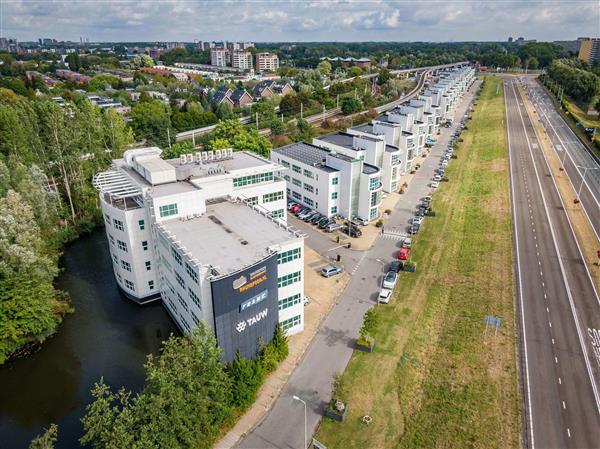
[378,237,412,303]
[287,200,364,237]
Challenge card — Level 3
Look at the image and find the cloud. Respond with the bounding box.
[1,0,596,42]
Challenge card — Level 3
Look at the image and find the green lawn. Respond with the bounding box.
[316,75,520,449]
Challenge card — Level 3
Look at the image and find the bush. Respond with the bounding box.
[375,219,384,228]
[269,119,285,136]
[340,97,363,115]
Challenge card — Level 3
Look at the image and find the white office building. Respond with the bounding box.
[94,147,304,361]
[232,50,253,71]
[272,142,383,223]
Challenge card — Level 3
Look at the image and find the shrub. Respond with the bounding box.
[375,219,384,228]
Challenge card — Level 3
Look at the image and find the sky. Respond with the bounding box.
[1,0,598,43]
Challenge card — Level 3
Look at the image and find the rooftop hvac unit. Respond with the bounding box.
[201,151,208,162]
[207,151,214,161]
[228,148,234,158]
[194,152,202,164]
[215,149,222,160]
[180,154,187,165]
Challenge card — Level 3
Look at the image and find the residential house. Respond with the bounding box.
[230,89,253,108]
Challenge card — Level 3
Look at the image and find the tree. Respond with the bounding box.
[129,100,173,147]
[132,54,154,68]
[210,119,272,157]
[270,119,285,135]
[317,60,332,76]
[348,66,363,77]
[279,93,301,116]
[377,68,391,86]
[29,424,58,449]
[526,57,539,70]
[88,75,121,92]
[340,96,362,115]
[227,351,265,409]
[65,52,81,71]
[215,102,233,120]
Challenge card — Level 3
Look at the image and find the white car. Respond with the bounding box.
[431,181,440,188]
[433,175,442,182]
[413,216,423,225]
[382,271,398,289]
[378,288,392,304]
[402,237,412,248]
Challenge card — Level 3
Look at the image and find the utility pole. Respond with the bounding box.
[167,127,172,148]
[300,102,303,120]
[322,105,325,123]
[256,112,259,130]
[336,94,339,108]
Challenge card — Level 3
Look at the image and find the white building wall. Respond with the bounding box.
[275,239,304,335]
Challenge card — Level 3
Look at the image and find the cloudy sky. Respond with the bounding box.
[1,0,598,42]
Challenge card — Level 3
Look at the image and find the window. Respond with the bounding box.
[278,271,301,288]
[146,280,154,290]
[171,247,182,266]
[281,314,301,331]
[331,192,338,200]
[117,240,127,252]
[303,169,313,179]
[369,177,380,191]
[246,196,258,205]
[391,154,401,166]
[331,206,337,214]
[292,191,302,201]
[177,292,189,312]
[175,272,185,289]
[370,207,378,220]
[124,279,135,291]
[281,160,290,168]
[121,260,131,272]
[263,191,284,203]
[188,288,202,309]
[304,197,314,207]
[145,261,152,271]
[186,262,198,284]
[159,203,178,218]
[190,311,200,326]
[142,241,149,251]
[138,219,145,230]
[303,183,314,193]
[270,209,284,218]
[109,234,115,246]
[232,172,274,187]
[371,191,381,207]
[278,247,301,264]
[292,165,301,174]
[279,293,302,310]
[112,254,118,265]
[180,316,192,333]
[116,273,122,283]
[113,218,123,231]
[292,178,302,187]
[284,175,290,181]
[331,177,339,185]
[104,213,111,224]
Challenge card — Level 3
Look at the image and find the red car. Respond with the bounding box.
[397,248,410,260]
[290,204,302,213]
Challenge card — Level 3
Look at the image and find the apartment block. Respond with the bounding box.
[272,142,383,223]
[256,52,279,72]
[210,48,229,67]
[94,147,304,361]
[232,50,253,71]
[578,37,600,63]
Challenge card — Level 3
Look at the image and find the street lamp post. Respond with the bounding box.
[292,395,307,449]
[574,165,599,203]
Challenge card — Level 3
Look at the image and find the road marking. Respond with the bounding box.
[562,401,566,409]
[555,356,558,364]
[512,81,600,413]
[547,307,550,313]
[505,79,535,449]
[552,338,555,345]
[558,377,561,384]
[567,428,571,438]
[549,321,552,328]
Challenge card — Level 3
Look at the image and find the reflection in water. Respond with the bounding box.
[0,228,177,449]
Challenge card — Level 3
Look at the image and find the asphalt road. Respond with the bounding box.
[236,79,480,449]
[520,77,600,239]
[505,77,600,449]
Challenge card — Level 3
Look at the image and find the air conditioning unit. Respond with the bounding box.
[207,151,214,161]
[180,155,187,165]
[194,152,201,163]
[201,152,208,162]
[215,149,222,160]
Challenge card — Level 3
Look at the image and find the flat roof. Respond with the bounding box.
[274,142,338,173]
[167,151,274,179]
[160,199,300,277]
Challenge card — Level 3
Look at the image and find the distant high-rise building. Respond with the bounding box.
[232,50,253,71]
[508,36,513,43]
[211,48,229,67]
[255,52,279,72]
[578,37,600,62]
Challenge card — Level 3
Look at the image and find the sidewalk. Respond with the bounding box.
[214,247,349,449]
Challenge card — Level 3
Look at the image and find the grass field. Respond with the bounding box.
[315,76,521,449]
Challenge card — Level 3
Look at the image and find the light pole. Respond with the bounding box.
[574,165,599,203]
[292,395,307,449]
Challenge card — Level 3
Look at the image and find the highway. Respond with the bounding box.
[505,77,600,449]
[228,79,480,449]
[521,77,600,239]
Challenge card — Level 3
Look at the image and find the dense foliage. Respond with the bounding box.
[0,93,133,363]
[80,323,289,449]
[545,58,600,103]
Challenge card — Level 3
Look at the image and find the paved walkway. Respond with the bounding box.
[224,82,480,449]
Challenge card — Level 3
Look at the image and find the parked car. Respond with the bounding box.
[402,237,412,248]
[382,271,398,289]
[296,207,310,216]
[398,247,411,260]
[319,219,335,229]
[290,204,302,213]
[298,209,312,220]
[409,225,420,235]
[311,214,324,224]
[431,181,440,188]
[302,211,318,221]
[321,265,342,277]
[325,223,343,232]
[433,175,442,182]
[389,260,403,273]
[413,216,423,225]
[345,226,362,238]
[316,217,330,227]
[422,195,432,204]
[378,288,392,304]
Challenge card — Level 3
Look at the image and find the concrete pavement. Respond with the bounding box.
[505,77,600,449]
[235,80,481,449]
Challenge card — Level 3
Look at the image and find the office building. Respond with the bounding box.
[272,142,383,223]
[578,37,600,63]
[94,147,304,361]
[211,48,229,67]
[232,50,253,71]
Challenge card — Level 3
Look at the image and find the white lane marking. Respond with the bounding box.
[567,428,571,438]
[555,356,558,364]
[558,377,562,384]
[549,321,552,328]
[512,81,600,414]
[505,79,535,449]
[562,401,566,409]
[547,307,550,313]
[552,338,555,345]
